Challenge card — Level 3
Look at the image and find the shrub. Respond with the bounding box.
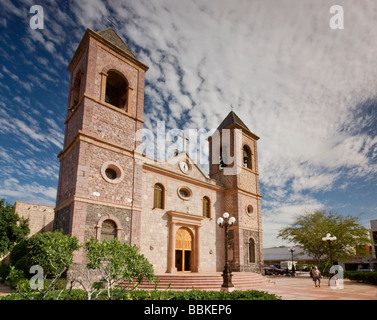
[0,263,10,280]
[0,288,281,300]
[344,271,377,285]
[26,231,80,278]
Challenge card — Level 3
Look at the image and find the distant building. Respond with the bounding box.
[14,201,54,236]
[263,246,316,268]
[344,220,377,271]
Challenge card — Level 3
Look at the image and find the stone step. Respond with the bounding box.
[121,272,274,291]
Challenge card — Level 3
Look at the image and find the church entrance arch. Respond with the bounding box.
[175,227,193,272]
[167,211,205,273]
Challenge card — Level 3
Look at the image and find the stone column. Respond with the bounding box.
[194,225,201,272]
[126,87,133,113]
[167,221,176,273]
[100,72,108,102]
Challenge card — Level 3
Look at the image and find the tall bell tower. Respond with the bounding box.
[54,28,148,262]
[209,111,263,273]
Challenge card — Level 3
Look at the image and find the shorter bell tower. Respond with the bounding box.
[209,111,263,273]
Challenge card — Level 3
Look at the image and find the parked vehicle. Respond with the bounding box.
[264,264,274,275]
[270,266,286,275]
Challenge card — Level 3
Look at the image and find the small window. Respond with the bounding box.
[101,219,117,241]
[179,189,189,198]
[177,187,192,200]
[154,183,164,209]
[203,196,211,218]
[249,238,256,263]
[105,70,128,110]
[243,145,252,169]
[100,161,124,184]
[246,204,254,215]
[105,168,117,180]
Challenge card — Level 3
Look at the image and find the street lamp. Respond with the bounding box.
[322,233,337,267]
[322,233,337,285]
[217,212,236,291]
[288,247,296,276]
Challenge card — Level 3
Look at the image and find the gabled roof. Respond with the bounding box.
[96,27,137,59]
[216,111,260,140]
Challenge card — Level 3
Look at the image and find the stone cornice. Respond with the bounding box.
[55,195,142,213]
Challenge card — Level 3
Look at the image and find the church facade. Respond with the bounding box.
[53,28,264,274]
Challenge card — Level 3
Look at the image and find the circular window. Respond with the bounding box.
[105,168,117,180]
[177,187,192,200]
[101,161,124,184]
[246,204,254,215]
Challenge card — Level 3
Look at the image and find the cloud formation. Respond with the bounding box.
[0,0,376,246]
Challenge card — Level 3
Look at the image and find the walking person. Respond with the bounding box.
[312,266,321,287]
[309,266,314,279]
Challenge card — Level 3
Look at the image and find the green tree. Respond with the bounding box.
[8,231,81,300]
[277,210,373,266]
[0,199,29,257]
[26,231,81,278]
[78,238,155,300]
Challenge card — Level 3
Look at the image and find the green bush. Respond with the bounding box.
[9,240,29,275]
[0,263,10,280]
[26,231,80,278]
[344,271,377,285]
[0,288,281,301]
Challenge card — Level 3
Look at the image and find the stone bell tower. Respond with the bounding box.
[209,111,263,273]
[54,28,148,262]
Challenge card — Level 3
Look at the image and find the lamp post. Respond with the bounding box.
[288,247,296,276]
[217,212,236,291]
[322,233,337,267]
[322,233,337,285]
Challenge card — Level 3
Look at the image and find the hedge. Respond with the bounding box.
[0,288,281,300]
[344,271,377,285]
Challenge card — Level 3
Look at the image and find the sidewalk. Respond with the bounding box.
[0,281,12,296]
[1,276,376,300]
[258,275,377,300]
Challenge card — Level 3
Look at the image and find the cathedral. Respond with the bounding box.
[53,27,264,275]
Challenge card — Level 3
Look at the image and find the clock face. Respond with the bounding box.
[180,161,189,172]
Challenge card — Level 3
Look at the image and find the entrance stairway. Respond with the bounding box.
[123,272,274,291]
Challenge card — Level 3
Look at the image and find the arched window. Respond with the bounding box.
[243,145,252,169]
[203,196,211,218]
[101,219,117,241]
[249,238,256,263]
[70,73,83,110]
[105,70,128,110]
[153,183,164,209]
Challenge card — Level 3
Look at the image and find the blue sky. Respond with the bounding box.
[0,0,376,247]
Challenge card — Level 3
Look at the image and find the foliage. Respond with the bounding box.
[25,231,81,278]
[0,199,29,257]
[6,231,80,300]
[0,263,11,280]
[0,288,281,300]
[9,240,29,276]
[344,271,377,285]
[277,210,373,266]
[77,237,155,300]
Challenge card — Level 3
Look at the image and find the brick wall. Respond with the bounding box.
[15,202,55,237]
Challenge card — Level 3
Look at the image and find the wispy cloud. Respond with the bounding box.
[1,0,376,246]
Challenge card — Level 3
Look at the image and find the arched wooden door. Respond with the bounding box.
[175,227,193,272]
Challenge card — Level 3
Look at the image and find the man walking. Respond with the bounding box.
[312,266,321,287]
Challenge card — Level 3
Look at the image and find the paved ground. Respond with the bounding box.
[1,276,377,300]
[257,275,377,300]
[0,281,12,296]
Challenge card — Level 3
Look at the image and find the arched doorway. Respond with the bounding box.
[175,227,193,272]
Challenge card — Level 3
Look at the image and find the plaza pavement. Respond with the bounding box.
[258,275,377,300]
